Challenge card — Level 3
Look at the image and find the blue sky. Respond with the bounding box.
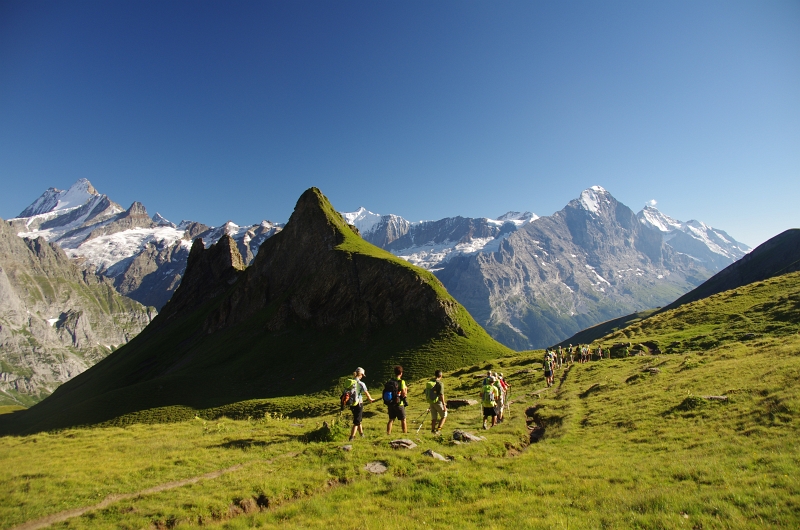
[1,1,798,247]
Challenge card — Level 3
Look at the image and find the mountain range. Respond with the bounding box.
[3,179,752,402]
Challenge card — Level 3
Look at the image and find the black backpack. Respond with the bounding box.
[383,379,401,405]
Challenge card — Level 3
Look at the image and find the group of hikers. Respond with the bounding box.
[341,365,511,440]
[342,365,448,441]
[480,371,510,430]
[541,344,612,386]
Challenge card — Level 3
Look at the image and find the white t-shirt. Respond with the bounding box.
[354,380,368,405]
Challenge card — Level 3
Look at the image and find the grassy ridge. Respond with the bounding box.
[593,270,800,354]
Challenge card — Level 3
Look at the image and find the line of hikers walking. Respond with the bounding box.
[542,344,610,386]
[341,365,511,439]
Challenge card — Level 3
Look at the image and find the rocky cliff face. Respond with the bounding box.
[0,218,155,406]
[436,187,713,349]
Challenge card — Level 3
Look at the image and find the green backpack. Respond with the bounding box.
[481,384,497,407]
[424,380,440,404]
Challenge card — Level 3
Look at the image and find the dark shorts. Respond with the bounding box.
[388,404,406,421]
[483,406,497,417]
[544,371,552,378]
[350,404,363,426]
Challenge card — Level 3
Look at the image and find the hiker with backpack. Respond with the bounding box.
[425,370,447,434]
[343,367,376,441]
[385,365,408,435]
[496,373,509,422]
[480,375,499,429]
[543,352,553,387]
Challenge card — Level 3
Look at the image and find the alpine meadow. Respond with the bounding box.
[2,3,799,529]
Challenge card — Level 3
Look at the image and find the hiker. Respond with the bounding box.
[385,365,408,435]
[480,375,499,429]
[426,369,447,434]
[558,346,564,368]
[346,367,375,441]
[497,373,509,422]
[543,353,553,387]
[493,372,505,422]
[568,344,574,364]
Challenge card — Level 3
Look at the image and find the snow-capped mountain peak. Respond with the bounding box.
[578,186,610,214]
[638,205,683,233]
[17,178,99,218]
[341,207,384,235]
[152,213,176,228]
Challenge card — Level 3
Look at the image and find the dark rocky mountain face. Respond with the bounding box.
[435,188,713,349]
[0,218,155,406]
[6,189,509,432]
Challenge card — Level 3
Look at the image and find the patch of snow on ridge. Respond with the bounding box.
[579,186,607,214]
[65,226,185,273]
[394,236,504,270]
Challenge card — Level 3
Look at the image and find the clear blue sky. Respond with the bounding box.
[1,1,798,247]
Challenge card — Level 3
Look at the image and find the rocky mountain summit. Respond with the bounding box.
[0,217,155,406]
[5,188,510,432]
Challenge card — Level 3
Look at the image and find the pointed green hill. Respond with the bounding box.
[2,188,511,434]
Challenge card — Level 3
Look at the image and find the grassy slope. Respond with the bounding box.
[0,192,511,434]
[554,308,658,348]
[1,272,799,528]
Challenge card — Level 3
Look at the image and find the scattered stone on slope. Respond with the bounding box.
[364,462,388,474]
[452,430,485,443]
[446,399,478,409]
[389,439,417,450]
[422,449,448,461]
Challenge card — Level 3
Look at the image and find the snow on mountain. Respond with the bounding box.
[66,226,188,274]
[340,206,539,270]
[152,213,175,227]
[11,180,285,311]
[637,205,750,267]
[342,207,384,235]
[578,185,609,214]
[17,178,98,217]
[638,205,683,233]
[495,211,539,225]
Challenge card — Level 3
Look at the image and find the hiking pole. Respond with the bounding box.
[415,408,430,434]
[411,407,429,424]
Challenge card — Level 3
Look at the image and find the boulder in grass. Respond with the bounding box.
[364,461,388,474]
[389,439,417,449]
[447,399,479,409]
[452,429,485,442]
[423,449,448,461]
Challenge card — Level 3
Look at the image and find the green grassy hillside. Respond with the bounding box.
[594,270,800,355]
[1,325,798,527]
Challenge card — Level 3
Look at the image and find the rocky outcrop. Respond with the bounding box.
[157,235,245,323]
[0,218,155,405]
